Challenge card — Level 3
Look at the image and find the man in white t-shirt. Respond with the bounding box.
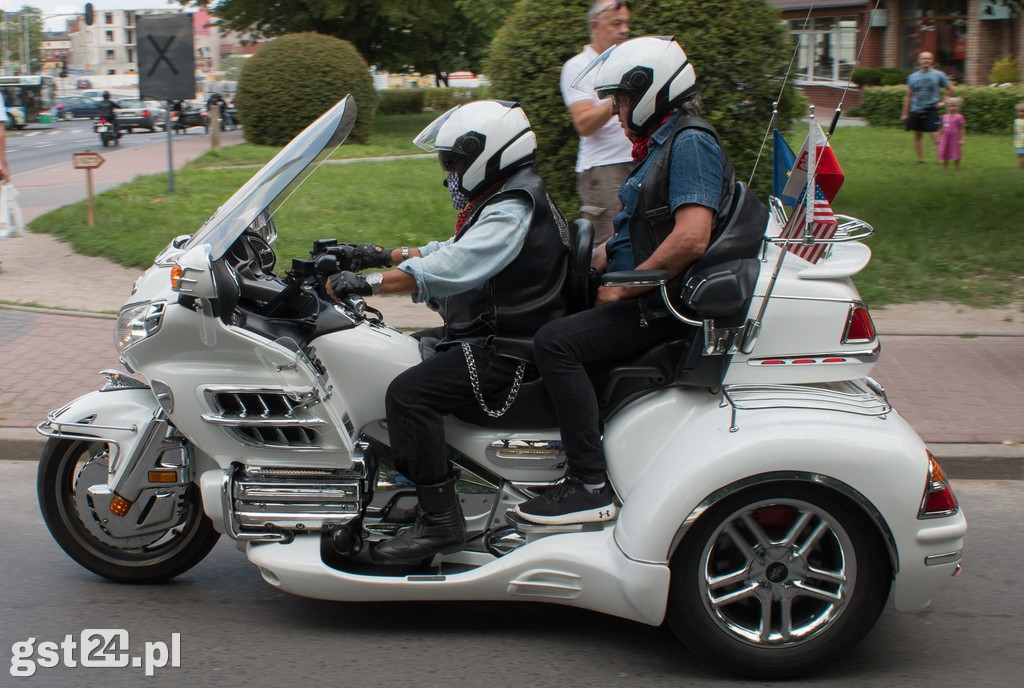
[560,0,632,244]
[0,92,9,184]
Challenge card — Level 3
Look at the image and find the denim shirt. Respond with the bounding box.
[605,113,723,272]
[397,196,532,308]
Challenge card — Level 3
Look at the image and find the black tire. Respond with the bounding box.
[37,438,220,583]
[667,482,892,679]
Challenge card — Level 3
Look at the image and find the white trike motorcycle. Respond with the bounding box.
[37,97,966,678]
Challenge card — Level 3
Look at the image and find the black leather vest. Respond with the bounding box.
[440,167,571,357]
[627,114,736,318]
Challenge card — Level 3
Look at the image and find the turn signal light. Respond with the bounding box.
[842,303,876,343]
[170,264,183,290]
[148,470,179,483]
[109,495,132,517]
[918,452,959,518]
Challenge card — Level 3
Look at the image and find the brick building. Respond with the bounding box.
[768,1,1022,111]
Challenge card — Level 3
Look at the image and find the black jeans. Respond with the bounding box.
[386,343,524,485]
[534,300,691,484]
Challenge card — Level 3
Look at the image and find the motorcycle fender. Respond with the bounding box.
[605,388,932,567]
[40,388,162,486]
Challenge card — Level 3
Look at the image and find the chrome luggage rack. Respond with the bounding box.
[766,197,875,251]
[721,377,891,432]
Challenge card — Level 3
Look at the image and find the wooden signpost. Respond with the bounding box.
[73,151,105,226]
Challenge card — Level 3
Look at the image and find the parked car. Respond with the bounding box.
[113,98,168,133]
[54,95,103,120]
[75,78,92,89]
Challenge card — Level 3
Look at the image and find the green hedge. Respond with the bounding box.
[861,85,1024,133]
[378,90,426,115]
[422,88,478,112]
[851,67,910,86]
[236,33,377,146]
[377,87,494,115]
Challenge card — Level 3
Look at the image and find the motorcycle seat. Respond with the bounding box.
[452,326,725,429]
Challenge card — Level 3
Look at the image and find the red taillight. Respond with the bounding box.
[842,304,876,343]
[142,109,150,116]
[918,452,959,518]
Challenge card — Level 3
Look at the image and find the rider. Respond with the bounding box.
[98,91,119,133]
[515,36,736,525]
[323,100,572,563]
[206,92,230,127]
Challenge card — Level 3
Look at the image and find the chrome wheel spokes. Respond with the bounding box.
[701,498,855,646]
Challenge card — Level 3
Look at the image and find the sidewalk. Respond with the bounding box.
[0,134,1021,477]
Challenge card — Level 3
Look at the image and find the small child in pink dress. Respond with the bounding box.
[938,98,965,170]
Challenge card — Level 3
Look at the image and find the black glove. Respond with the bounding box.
[334,243,393,271]
[327,271,372,300]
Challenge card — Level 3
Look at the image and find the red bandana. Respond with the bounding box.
[454,181,503,235]
[630,115,674,162]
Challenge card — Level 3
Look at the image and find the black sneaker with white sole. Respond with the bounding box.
[514,476,617,525]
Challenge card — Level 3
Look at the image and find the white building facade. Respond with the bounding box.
[68,7,187,76]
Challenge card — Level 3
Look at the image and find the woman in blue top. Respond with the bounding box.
[516,36,735,525]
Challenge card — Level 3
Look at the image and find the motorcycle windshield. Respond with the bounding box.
[184,95,357,260]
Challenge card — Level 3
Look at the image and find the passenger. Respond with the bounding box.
[323,101,571,562]
[516,37,736,525]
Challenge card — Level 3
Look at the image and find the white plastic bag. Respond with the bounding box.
[0,183,25,239]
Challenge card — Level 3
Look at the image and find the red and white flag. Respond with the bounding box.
[778,184,839,264]
[782,122,844,203]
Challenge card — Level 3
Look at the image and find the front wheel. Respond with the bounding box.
[37,438,220,583]
[667,483,892,679]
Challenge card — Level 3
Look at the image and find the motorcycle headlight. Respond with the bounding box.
[114,301,166,355]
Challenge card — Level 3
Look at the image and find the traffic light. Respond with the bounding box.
[84,3,94,26]
[60,60,68,78]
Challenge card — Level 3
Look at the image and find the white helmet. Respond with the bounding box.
[413,100,537,198]
[577,36,697,133]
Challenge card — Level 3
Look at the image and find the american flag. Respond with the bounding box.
[778,184,838,264]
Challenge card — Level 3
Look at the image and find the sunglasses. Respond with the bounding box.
[594,0,630,19]
[606,1,630,12]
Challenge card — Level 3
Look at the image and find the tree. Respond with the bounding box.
[2,7,45,74]
[487,0,803,209]
[187,0,510,86]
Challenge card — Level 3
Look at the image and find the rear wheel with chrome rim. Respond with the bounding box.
[667,482,891,679]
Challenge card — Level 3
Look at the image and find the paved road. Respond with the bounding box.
[0,460,1018,688]
[6,121,178,173]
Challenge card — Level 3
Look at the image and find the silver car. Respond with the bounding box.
[113,99,169,133]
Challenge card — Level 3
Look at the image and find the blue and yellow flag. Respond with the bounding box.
[772,129,798,207]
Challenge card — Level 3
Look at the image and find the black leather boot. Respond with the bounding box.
[373,477,466,563]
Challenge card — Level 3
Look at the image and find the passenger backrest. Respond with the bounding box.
[678,182,767,321]
[566,219,595,313]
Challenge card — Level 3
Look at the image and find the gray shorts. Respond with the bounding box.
[577,161,634,245]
